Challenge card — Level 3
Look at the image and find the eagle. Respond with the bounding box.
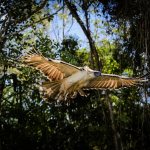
[22,53,148,101]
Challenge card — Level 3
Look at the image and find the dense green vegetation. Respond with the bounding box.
[0,0,150,150]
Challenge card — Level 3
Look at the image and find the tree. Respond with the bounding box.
[1,1,150,150]
[0,0,63,100]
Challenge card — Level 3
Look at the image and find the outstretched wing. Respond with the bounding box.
[22,54,81,81]
[84,73,146,90]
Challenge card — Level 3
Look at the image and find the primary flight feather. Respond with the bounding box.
[22,53,147,101]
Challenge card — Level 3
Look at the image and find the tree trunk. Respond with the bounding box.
[106,91,123,150]
[64,0,102,71]
[0,74,5,150]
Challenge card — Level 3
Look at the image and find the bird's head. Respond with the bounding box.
[83,66,93,72]
[83,66,101,77]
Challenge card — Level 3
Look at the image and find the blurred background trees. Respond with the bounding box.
[0,0,150,150]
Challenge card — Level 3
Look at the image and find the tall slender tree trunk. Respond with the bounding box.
[106,91,123,150]
[0,70,5,150]
[64,0,102,71]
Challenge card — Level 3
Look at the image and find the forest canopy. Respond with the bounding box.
[0,0,150,150]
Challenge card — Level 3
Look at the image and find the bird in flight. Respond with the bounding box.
[22,53,147,101]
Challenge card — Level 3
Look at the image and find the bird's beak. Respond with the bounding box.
[94,71,101,77]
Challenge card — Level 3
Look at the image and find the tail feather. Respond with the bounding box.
[41,81,62,99]
[40,81,90,101]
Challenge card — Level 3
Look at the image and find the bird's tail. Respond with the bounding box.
[40,81,62,100]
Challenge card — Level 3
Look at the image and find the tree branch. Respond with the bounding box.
[0,0,48,53]
[9,7,63,37]
[13,0,48,25]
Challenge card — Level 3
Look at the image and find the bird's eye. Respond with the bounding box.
[80,67,85,71]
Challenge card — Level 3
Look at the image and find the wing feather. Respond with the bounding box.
[109,79,115,88]
[84,73,145,90]
[105,79,112,88]
[55,71,61,80]
[22,54,81,81]
[50,68,58,78]
[101,80,108,87]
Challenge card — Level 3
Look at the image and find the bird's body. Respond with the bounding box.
[42,68,97,100]
[22,53,148,101]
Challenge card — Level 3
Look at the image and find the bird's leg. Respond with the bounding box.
[70,91,78,99]
[78,89,88,97]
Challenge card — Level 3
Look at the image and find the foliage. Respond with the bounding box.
[101,0,150,72]
[58,36,89,66]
